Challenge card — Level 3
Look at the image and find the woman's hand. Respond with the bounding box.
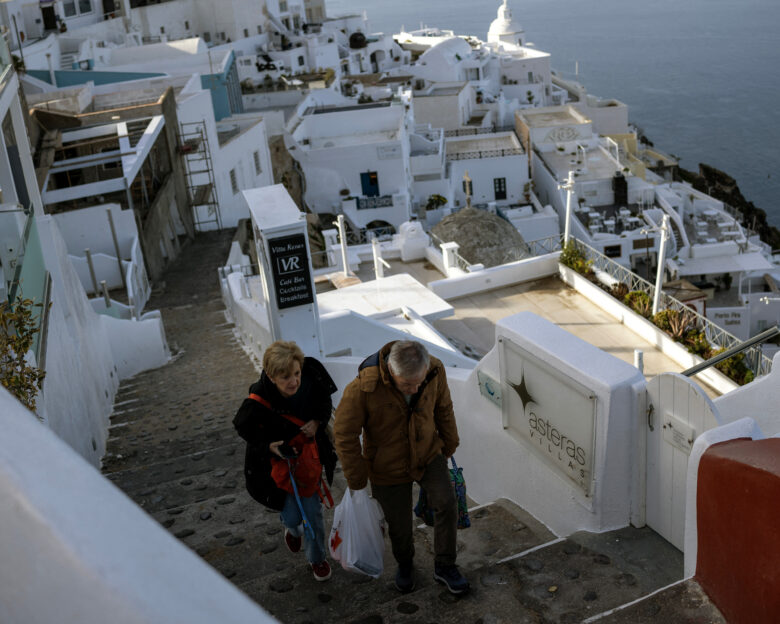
[269,440,286,457]
[300,420,318,438]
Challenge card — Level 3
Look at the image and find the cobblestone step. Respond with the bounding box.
[588,578,726,623]
[104,442,242,488]
[106,424,238,464]
[127,464,246,512]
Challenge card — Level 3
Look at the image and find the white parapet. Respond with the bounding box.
[0,388,276,624]
[448,311,647,536]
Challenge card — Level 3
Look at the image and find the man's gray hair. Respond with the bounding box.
[388,340,430,379]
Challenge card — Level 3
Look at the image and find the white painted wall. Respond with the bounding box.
[36,215,171,466]
[448,152,527,208]
[447,311,646,536]
[712,350,780,436]
[413,89,466,130]
[52,203,135,257]
[211,115,275,229]
[0,386,277,624]
[101,312,170,379]
[36,215,118,467]
[428,252,559,300]
[220,270,273,366]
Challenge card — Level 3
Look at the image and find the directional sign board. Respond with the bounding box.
[268,233,314,310]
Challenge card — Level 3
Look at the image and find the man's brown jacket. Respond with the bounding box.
[334,341,459,489]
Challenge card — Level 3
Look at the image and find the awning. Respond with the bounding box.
[669,252,775,277]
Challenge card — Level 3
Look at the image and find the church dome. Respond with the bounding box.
[487,0,525,47]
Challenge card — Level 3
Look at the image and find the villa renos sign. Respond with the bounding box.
[499,337,597,496]
[268,233,314,309]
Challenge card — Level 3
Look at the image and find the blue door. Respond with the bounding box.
[361,171,380,197]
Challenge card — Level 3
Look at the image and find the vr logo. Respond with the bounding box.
[277,255,301,274]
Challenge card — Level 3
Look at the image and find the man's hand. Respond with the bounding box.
[300,420,318,438]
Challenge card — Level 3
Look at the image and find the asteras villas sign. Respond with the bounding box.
[499,337,597,497]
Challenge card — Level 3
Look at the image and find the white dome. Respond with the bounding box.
[418,37,472,67]
[416,37,473,81]
[487,0,524,46]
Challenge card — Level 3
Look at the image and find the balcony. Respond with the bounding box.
[356,195,393,210]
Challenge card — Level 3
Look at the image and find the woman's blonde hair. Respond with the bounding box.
[262,340,304,379]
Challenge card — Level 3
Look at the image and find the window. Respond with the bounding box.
[633,238,654,250]
[257,25,263,34]
[185,20,189,29]
[160,26,165,34]
[230,169,239,194]
[253,151,262,175]
[203,31,211,43]
[293,16,300,29]
[282,17,291,29]
[243,28,249,38]
[220,32,226,41]
[297,55,304,66]
[604,245,622,258]
[63,0,92,17]
[279,0,288,12]
[493,177,507,201]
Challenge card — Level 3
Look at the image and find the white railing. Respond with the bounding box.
[126,237,150,319]
[568,238,773,378]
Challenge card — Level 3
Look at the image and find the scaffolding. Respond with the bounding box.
[178,121,222,231]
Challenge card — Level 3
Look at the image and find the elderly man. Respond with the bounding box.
[334,340,469,594]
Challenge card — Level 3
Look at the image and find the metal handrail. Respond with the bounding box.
[568,238,773,378]
[682,326,780,378]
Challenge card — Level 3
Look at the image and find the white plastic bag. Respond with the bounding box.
[328,488,386,578]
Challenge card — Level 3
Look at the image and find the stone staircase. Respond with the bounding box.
[102,230,726,624]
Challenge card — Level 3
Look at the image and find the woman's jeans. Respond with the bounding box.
[280,492,326,564]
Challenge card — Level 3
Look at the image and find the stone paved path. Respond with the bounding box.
[101,230,726,624]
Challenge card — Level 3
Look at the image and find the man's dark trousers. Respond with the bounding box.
[371,453,457,566]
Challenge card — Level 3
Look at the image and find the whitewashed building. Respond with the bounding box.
[285,91,415,231]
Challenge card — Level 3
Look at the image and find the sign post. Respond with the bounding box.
[244,185,322,356]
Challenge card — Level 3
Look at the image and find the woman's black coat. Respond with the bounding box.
[233,357,338,511]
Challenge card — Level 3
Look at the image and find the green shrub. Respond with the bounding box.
[624,290,652,318]
[714,350,755,385]
[560,241,594,277]
[684,330,712,358]
[1,296,46,411]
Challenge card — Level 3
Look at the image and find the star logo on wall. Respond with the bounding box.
[508,372,535,411]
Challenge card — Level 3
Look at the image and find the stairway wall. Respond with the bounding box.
[446,311,647,536]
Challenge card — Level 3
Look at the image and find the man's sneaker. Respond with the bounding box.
[394,561,415,593]
[284,529,302,553]
[433,563,470,594]
[312,560,332,581]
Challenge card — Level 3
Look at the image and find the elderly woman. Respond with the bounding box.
[233,340,337,581]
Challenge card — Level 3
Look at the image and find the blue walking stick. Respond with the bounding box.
[286,457,316,542]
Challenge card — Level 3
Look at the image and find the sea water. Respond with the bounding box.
[327,0,780,227]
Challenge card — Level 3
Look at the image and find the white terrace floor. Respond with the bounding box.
[351,259,721,398]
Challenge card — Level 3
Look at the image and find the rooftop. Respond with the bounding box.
[518,106,589,128]
[348,259,720,397]
[447,132,521,153]
[541,144,620,183]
